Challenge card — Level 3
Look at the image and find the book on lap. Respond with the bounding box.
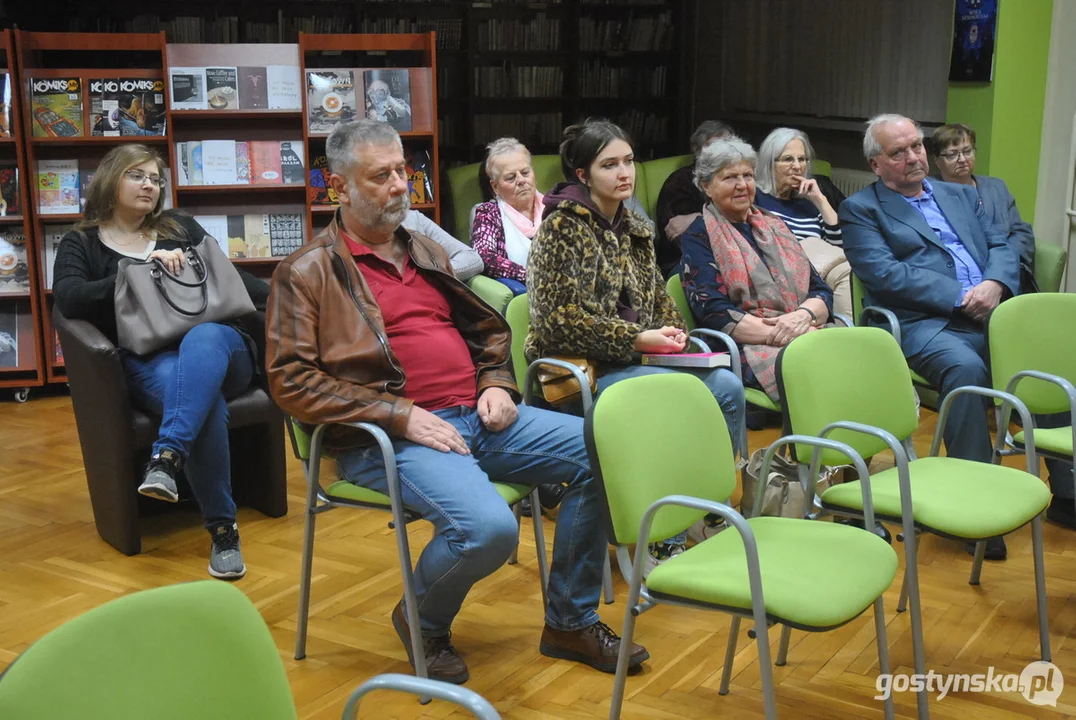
[640,352,730,369]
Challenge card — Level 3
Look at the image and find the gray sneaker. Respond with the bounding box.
[208,523,246,579]
[138,449,180,503]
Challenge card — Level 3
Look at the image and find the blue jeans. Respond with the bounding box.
[594,363,747,545]
[122,323,254,529]
[336,404,603,637]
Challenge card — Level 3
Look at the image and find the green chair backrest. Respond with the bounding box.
[809,158,832,177]
[1034,242,1068,293]
[446,161,484,243]
[288,417,312,462]
[0,582,298,720]
[665,273,697,331]
[587,373,735,544]
[638,154,693,220]
[778,326,919,466]
[530,154,564,195]
[988,293,1076,414]
[505,293,530,390]
[850,272,867,325]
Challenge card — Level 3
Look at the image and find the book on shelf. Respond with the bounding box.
[194,212,303,258]
[79,170,96,211]
[238,66,268,110]
[306,70,358,134]
[0,72,11,138]
[0,167,20,216]
[0,309,16,368]
[266,65,302,110]
[90,78,166,136]
[36,159,80,215]
[307,154,338,206]
[405,148,434,204]
[177,140,303,186]
[640,352,730,369]
[363,69,412,132]
[30,77,84,138]
[170,67,208,110]
[205,67,239,110]
[0,229,29,295]
[44,226,74,289]
[53,328,63,365]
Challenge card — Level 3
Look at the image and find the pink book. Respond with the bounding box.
[640,352,730,369]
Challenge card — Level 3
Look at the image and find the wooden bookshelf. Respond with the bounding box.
[0,30,42,401]
[299,31,442,236]
[162,43,307,278]
[22,1,690,165]
[13,31,170,387]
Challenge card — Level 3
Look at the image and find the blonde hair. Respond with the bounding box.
[78,144,184,239]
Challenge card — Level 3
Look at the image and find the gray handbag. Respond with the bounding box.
[114,236,255,355]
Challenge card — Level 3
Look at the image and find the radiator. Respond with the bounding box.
[830,168,877,199]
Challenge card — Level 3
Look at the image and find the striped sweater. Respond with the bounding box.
[754,190,842,246]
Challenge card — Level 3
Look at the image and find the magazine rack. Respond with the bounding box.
[0,30,40,400]
[299,32,441,236]
[13,30,169,386]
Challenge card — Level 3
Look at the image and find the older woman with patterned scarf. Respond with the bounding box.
[679,136,834,403]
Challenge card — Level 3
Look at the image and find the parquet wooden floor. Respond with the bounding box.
[1,390,1074,719]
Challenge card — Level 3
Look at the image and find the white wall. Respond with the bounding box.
[1033,0,1076,290]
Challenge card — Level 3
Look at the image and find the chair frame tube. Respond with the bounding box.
[343,673,501,719]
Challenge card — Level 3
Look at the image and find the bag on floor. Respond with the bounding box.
[740,448,844,519]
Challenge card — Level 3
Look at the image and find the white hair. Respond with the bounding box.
[756,128,815,194]
[863,114,922,159]
[484,137,531,182]
[694,136,757,190]
[326,119,402,176]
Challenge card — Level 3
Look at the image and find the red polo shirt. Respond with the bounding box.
[344,232,478,411]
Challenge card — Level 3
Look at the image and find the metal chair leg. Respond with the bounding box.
[608,546,647,719]
[529,487,550,608]
[901,525,930,719]
[775,625,792,666]
[1031,515,1052,662]
[968,540,986,585]
[896,567,909,613]
[294,459,319,661]
[753,605,778,720]
[509,501,522,565]
[718,616,741,695]
[873,596,895,720]
[602,551,615,604]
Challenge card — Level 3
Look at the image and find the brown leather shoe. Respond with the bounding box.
[391,601,470,684]
[539,621,650,673]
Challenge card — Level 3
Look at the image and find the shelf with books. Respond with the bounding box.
[176,183,306,194]
[171,110,304,120]
[300,32,442,235]
[0,30,45,391]
[15,29,170,384]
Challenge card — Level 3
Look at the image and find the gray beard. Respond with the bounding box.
[349,187,411,229]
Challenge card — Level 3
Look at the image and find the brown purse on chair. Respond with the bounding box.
[536,356,598,406]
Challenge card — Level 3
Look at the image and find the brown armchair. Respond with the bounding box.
[53,308,288,556]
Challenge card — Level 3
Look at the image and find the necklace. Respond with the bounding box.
[102,225,148,247]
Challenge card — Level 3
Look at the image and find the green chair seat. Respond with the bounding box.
[745,387,780,412]
[1013,428,1072,456]
[821,456,1051,539]
[324,480,532,507]
[910,369,930,385]
[646,517,897,630]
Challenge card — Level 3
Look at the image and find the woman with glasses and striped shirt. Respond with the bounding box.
[754,127,852,318]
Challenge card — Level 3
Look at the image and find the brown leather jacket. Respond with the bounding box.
[266,213,517,450]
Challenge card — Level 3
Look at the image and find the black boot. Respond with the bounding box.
[1046,496,1076,529]
[839,517,892,544]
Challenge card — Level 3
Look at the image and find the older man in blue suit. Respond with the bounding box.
[840,114,1022,560]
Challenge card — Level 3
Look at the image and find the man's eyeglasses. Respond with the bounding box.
[124,169,166,188]
[938,147,975,162]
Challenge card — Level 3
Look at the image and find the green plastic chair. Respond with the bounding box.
[665,273,779,412]
[637,154,692,220]
[849,272,938,406]
[1034,242,1068,293]
[989,293,1076,494]
[777,326,1052,719]
[288,419,549,671]
[467,275,514,315]
[585,373,897,720]
[0,582,298,719]
[505,292,614,603]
